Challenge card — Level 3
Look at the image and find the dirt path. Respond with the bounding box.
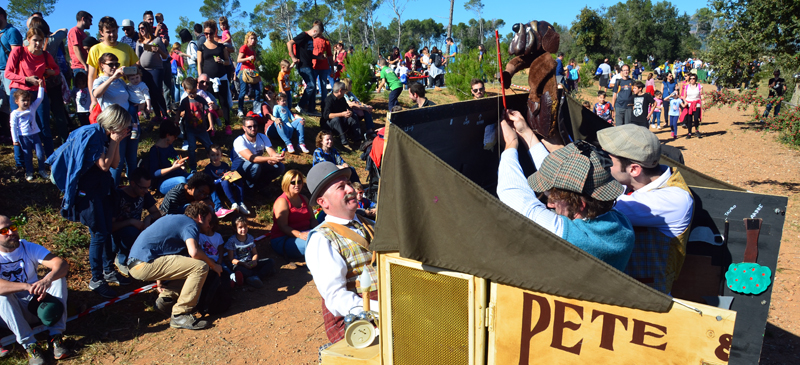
[2,86,799,364]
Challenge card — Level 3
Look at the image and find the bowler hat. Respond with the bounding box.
[528,141,623,202]
[308,162,352,205]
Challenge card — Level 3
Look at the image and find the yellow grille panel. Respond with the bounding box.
[390,264,470,365]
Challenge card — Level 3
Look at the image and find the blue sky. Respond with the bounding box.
[21,0,707,44]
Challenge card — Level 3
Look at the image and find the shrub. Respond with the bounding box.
[445,48,485,101]
[704,89,800,147]
[344,50,378,104]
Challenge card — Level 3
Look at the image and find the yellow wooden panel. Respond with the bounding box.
[489,283,736,365]
[320,340,381,365]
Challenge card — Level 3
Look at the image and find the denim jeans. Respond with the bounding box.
[270,235,308,259]
[211,179,244,210]
[89,225,115,282]
[669,115,679,136]
[185,128,213,170]
[236,160,286,188]
[238,71,262,112]
[9,88,53,166]
[110,136,140,187]
[297,67,315,111]
[313,68,331,110]
[388,87,403,112]
[160,175,188,195]
[112,225,141,266]
[266,120,305,147]
[763,101,782,118]
[650,111,662,127]
[173,75,182,104]
[19,134,47,175]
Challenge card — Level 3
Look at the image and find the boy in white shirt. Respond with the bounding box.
[10,83,49,181]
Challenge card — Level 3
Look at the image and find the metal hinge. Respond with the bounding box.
[485,302,496,333]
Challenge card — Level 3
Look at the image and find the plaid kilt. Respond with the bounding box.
[322,291,378,343]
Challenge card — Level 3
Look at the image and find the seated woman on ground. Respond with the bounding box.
[267,92,309,154]
[149,120,189,194]
[270,170,318,259]
[312,130,360,184]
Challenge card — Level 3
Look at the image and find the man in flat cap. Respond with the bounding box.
[597,124,694,293]
[497,110,635,271]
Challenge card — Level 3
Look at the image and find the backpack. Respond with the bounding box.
[432,53,443,68]
[569,68,579,80]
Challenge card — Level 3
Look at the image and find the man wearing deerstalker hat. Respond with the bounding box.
[305,162,377,344]
[597,124,694,293]
[497,110,635,271]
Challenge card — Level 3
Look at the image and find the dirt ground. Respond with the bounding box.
[2,82,800,364]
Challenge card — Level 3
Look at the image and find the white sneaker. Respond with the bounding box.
[181,141,189,151]
[25,173,34,181]
[286,144,295,153]
[230,202,240,213]
[237,110,244,118]
[237,203,251,215]
[299,144,310,153]
[294,106,303,114]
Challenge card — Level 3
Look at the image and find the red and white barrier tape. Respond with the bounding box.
[1,236,273,346]
[1,283,157,347]
[510,83,531,92]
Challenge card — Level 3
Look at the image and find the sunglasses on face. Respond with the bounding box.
[105,62,120,68]
[472,87,485,93]
[243,125,256,129]
[203,32,212,35]
[0,225,18,236]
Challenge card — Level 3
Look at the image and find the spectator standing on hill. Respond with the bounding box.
[376,58,403,112]
[68,11,92,74]
[387,47,401,69]
[611,64,634,125]
[597,59,611,92]
[237,31,260,117]
[197,19,233,134]
[136,21,170,122]
[287,22,323,117]
[427,47,445,88]
[312,30,334,116]
[444,37,457,64]
[763,70,786,119]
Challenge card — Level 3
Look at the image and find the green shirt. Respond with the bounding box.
[380,66,403,91]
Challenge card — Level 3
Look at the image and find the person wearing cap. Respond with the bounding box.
[497,110,635,271]
[597,124,694,293]
[0,215,71,363]
[120,19,138,50]
[305,161,377,344]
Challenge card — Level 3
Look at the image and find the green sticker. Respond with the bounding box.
[725,262,771,295]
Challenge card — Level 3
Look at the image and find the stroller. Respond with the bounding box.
[359,127,385,202]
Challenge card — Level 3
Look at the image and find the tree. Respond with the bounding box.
[570,7,611,63]
[463,0,484,44]
[200,0,248,31]
[446,0,454,53]
[344,0,382,55]
[297,0,337,33]
[6,0,58,29]
[174,16,193,42]
[691,7,715,49]
[387,0,412,48]
[252,0,299,41]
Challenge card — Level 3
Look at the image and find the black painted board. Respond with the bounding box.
[687,187,788,364]
[389,94,528,195]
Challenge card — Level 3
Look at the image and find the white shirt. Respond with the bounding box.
[305,214,379,317]
[186,41,198,66]
[9,87,44,143]
[599,63,611,75]
[684,84,701,102]
[496,143,565,237]
[0,239,50,285]
[126,81,150,104]
[231,133,272,167]
[608,74,620,88]
[614,167,694,237]
[199,232,224,262]
[71,87,91,113]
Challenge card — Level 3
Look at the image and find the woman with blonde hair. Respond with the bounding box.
[237,31,261,116]
[47,104,133,298]
[270,170,318,258]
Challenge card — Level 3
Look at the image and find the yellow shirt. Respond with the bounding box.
[86,42,139,77]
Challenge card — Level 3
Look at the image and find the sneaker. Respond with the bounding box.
[104,271,132,286]
[286,144,295,153]
[696,131,702,139]
[225,125,232,135]
[25,173,34,181]
[245,276,263,288]
[237,203,251,216]
[237,110,244,118]
[89,279,117,298]
[49,334,71,360]
[170,313,208,330]
[686,133,692,139]
[181,141,189,151]
[25,343,45,365]
[114,257,129,277]
[230,202,240,212]
[299,144,310,153]
[38,170,49,180]
[155,296,176,316]
[294,105,303,114]
[215,208,235,218]
[0,345,8,358]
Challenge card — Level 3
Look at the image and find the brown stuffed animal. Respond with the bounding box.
[500,21,562,142]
